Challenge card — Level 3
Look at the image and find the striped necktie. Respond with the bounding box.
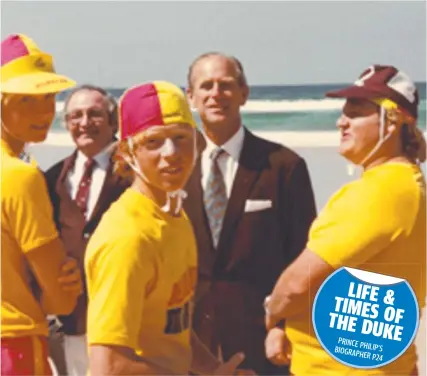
[204,148,228,248]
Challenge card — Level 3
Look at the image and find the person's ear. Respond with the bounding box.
[240,84,250,106]
[186,87,195,109]
[110,121,119,136]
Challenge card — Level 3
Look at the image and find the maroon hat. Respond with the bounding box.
[326,65,419,118]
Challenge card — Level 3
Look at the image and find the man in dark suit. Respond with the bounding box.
[184,52,317,375]
[44,85,129,376]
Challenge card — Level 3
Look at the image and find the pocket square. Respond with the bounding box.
[244,199,272,212]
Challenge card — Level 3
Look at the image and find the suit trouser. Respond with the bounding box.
[193,281,290,376]
[1,336,52,376]
[47,322,68,376]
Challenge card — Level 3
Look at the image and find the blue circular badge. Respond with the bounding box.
[312,267,419,369]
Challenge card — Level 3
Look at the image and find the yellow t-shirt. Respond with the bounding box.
[1,140,59,338]
[85,188,197,375]
[287,163,426,376]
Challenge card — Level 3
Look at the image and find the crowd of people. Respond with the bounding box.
[1,33,426,376]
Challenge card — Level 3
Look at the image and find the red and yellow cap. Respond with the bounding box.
[1,34,76,94]
[118,81,196,140]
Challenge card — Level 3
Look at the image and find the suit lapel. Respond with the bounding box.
[185,157,214,244]
[186,157,203,204]
[55,151,77,197]
[86,160,120,227]
[54,150,87,228]
[216,129,262,252]
[58,150,122,228]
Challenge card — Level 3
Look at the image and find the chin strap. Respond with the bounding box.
[162,130,198,215]
[346,106,393,176]
[161,190,188,215]
[125,138,149,181]
[124,128,198,215]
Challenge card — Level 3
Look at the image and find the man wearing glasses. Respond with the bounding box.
[44,85,129,376]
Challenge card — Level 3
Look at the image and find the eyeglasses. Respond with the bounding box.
[64,109,106,125]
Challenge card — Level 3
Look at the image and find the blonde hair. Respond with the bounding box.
[385,108,426,163]
[113,132,147,183]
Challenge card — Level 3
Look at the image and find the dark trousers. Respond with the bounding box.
[47,320,68,376]
[193,282,290,376]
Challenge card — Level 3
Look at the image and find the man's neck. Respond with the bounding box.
[1,127,25,156]
[202,122,241,146]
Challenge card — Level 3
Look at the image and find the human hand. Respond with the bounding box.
[212,353,256,375]
[57,257,83,296]
[265,327,291,366]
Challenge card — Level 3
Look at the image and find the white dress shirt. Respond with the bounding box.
[201,126,245,198]
[67,144,113,220]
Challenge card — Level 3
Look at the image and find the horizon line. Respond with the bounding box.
[82,81,427,90]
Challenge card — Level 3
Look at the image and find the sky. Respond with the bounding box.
[1,1,426,87]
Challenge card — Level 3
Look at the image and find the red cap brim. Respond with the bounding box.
[326,85,384,100]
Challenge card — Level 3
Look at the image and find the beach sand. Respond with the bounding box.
[28,130,426,373]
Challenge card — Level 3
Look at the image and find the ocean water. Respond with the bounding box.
[52,83,427,133]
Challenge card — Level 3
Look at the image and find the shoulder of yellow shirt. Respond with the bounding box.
[328,163,423,211]
[87,203,161,256]
[364,163,424,195]
[2,154,43,186]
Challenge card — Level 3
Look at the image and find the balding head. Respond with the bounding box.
[185,52,249,144]
[187,52,248,90]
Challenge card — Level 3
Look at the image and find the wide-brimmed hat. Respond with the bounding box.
[1,34,76,94]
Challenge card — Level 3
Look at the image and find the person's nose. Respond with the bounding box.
[336,114,349,130]
[79,113,90,127]
[161,138,178,158]
[210,83,221,98]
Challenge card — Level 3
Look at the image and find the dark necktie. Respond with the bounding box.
[204,148,228,248]
[75,158,96,218]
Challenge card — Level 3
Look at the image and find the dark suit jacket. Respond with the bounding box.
[44,150,130,335]
[184,128,316,373]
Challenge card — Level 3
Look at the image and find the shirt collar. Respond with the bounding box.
[203,125,245,161]
[76,142,114,171]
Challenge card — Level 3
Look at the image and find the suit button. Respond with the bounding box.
[83,233,90,239]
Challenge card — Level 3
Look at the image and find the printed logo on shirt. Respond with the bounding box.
[164,267,197,335]
[165,300,192,334]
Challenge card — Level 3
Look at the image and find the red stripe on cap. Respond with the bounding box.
[120,83,165,139]
[1,35,30,66]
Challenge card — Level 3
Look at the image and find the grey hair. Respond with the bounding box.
[187,52,248,89]
[62,84,118,130]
